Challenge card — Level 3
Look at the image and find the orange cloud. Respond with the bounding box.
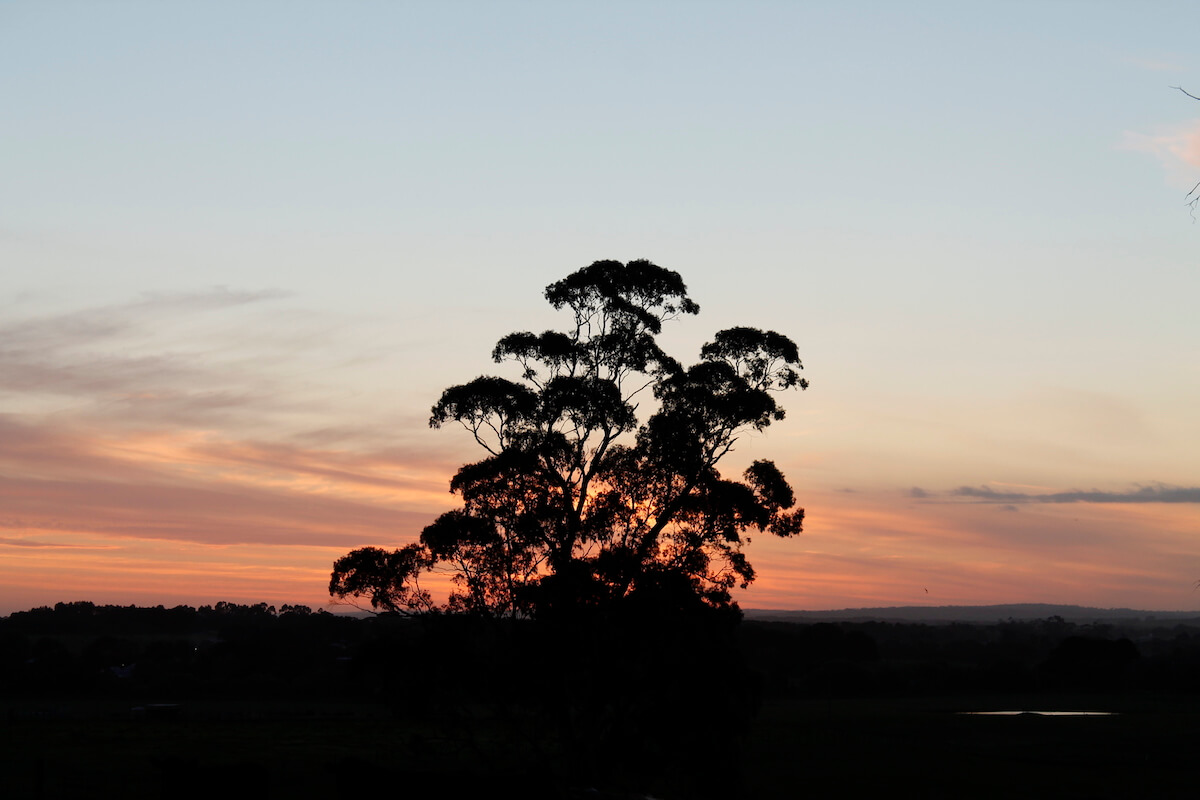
[0,411,467,613]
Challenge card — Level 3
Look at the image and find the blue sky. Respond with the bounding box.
[2,1,1199,613]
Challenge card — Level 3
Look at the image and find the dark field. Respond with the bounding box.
[4,603,1200,798]
[748,695,1200,799]
[5,696,1200,798]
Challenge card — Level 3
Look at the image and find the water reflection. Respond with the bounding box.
[960,711,1116,716]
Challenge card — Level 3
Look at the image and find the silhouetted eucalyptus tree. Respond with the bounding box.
[330,259,807,619]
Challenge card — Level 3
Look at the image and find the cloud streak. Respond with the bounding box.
[1122,56,1184,72]
[0,287,318,430]
[0,415,454,549]
[951,484,1200,504]
[0,536,118,550]
[0,287,289,355]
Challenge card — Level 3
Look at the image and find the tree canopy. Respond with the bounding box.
[330,259,807,618]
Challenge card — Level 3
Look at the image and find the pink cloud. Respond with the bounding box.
[0,416,453,549]
[0,418,464,613]
[1121,56,1185,73]
[1124,121,1200,185]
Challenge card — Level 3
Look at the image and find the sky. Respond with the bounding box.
[2,1,1199,615]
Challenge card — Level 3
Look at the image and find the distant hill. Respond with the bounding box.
[743,603,1200,624]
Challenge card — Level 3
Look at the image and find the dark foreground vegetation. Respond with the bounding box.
[4,601,1200,798]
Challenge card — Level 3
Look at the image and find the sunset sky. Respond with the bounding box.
[3,1,1199,615]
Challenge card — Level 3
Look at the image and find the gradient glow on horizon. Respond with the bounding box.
[2,2,1200,615]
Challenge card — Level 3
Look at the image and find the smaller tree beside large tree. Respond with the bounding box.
[331,258,806,619]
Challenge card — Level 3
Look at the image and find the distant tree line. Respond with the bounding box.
[0,601,364,701]
[2,600,332,635]
[740,617,1194,696]
[6,602,1200,704]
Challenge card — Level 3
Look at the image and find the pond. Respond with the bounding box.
[959,710,1117,716]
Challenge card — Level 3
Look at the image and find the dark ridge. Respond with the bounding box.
[744,603,1200,624]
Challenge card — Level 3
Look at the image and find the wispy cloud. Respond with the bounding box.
[951,484,1200,504]
[0,536,118,550]
[0,288,303,427]
[0,472,433,548]
[892,482,1200,505]
[1123,121,1200,186]
[0,415,454,548]
[0,288,288,353]
[1122,56,1185,72]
